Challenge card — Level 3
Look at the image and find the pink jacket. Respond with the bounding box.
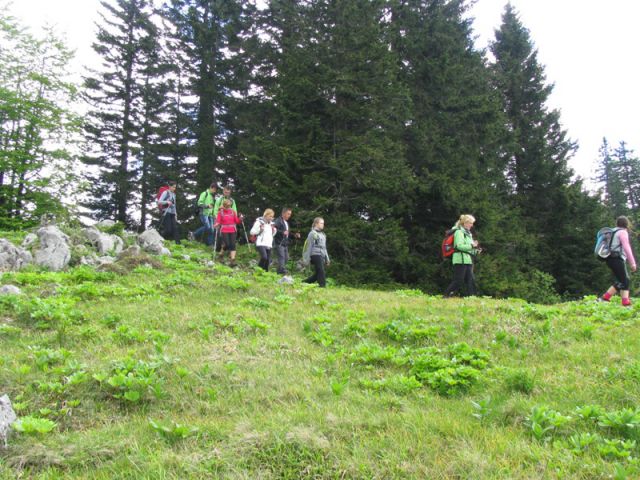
[617,229,636,268]
[214,208,241,233]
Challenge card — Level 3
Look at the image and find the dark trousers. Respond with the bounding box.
[304,255,326,287]
[276,244,288,274]
[257,246,271,271]
[445,264,476,297]
[161,213,180,243]
[215,229,223,252]
[606,256,630,291]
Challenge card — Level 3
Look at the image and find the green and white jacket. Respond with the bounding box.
[452,228,478,265]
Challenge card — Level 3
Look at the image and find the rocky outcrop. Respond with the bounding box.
[21,233,37,249]
[0,239,32,271]
[0,394,17,448]
[137,229,169,255]
[82,227,124,255]
[0,285,21,296]
[33,226,71,271]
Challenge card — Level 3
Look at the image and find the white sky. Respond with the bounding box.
[5,0,639,186]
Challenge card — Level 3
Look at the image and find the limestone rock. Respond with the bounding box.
[0,285,21,296]
[0,239,33,271]
[117,245,142,259]
[33,226,71,271]
[83,227,123,255]
[0,394,17,448]
[21,233,37,248]
[137,229,165,255]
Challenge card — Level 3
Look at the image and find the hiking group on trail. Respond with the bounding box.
[155,181,636,303]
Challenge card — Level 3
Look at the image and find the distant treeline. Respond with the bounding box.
[2,1,639,301]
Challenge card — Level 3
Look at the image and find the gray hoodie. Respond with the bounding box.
[159,189,177,215]
[303,228,329,264]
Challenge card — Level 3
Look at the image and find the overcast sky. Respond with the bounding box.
[5,0,639,185]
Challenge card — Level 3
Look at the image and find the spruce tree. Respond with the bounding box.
[162,0,250,193]
[236,0,414,283]
[595,137,627,216]
[490,4,605,296]
[388,0,515,292]
[82,0,167,227]
[612,141,640,214]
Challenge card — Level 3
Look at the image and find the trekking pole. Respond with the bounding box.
[241,218,251,251]
[212,226,219,264]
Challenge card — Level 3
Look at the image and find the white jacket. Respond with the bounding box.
[250,217,275,248]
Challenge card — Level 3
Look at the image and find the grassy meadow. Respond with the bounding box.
[1,237,640,479]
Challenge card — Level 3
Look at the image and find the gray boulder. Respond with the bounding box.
[83,227,123,255]
[278,275,295,285]
[80,254,98,267]
[0,285,21,296]
[21,233,37,248]
[0,239,33,271]
[118,245,142,259]
[33,226,71,271]
[0,394,17,448]
[137,229,165,255]
[97,256,116,266]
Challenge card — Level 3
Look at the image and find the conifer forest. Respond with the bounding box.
[2,0,639,301]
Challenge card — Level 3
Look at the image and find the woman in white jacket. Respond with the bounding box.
[250,209,276,271]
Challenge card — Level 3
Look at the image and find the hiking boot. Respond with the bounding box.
[596,296,610,302]
[229,261,237,268]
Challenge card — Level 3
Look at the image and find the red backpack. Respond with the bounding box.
[441,228,458,258]
[156,185,170,212]
[248,218,264,243]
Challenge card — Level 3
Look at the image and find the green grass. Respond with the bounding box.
[1,241,640,479]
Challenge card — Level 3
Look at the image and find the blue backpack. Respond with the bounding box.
[594,227,621,260]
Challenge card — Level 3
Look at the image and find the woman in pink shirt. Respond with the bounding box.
[213,199,243,266]
[600,216,637,306]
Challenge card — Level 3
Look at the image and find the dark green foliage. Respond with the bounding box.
[505,369,536,394]
[2,0,622,298]
[489,4,609,298]
[236,0,414,285]
[82,0,172,228]
[595,138,640,227]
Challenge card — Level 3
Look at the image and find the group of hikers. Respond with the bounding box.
[156,181,330,287]
[156,181,636,303]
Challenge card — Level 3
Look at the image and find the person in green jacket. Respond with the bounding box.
[444,214,481,297]
[191,182,217,246]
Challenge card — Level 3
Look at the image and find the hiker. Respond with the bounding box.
[273,207,301,275]
[213,186,238,253]
[250,208,277,271]
[213,199,243,266]
[302,217,330,288]
[444,214,481,297]
[191,182,217,246]
[599,216,637,306]
[158,180,181,245]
